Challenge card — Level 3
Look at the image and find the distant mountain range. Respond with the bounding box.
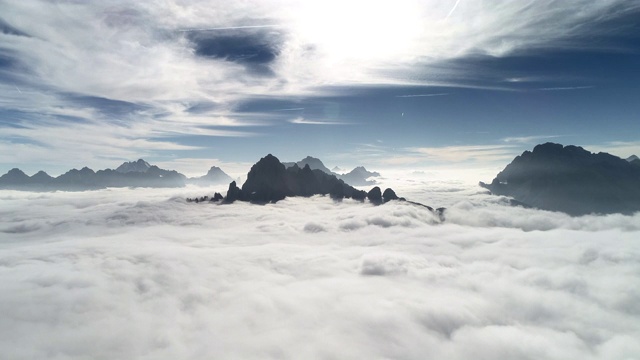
[0,156,378,191]
[283,156,380,186]
[0,159,232,191]
[481,143,640,215]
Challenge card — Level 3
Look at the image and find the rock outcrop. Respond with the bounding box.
[367,186,382,204]
[224,181,244,203]
[480,143,640,215]
[382,188,399,202]
[233,154,370,203]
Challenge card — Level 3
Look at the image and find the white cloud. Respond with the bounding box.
[289,117,348,125]
[1,177,639,359]
[502,135,567,144]
[395,93,450,98]
[538,86,595,91]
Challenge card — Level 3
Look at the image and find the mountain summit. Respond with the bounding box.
[480,143,640,215]
[283,156,380,186]
[188,166,233,185]
[627,155,640,167]
[115,159,151,173]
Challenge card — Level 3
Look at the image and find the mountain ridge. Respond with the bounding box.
[480,142,640,215]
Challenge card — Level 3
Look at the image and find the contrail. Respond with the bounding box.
[445,0,461,19]
[538,86,595,91]
[14,84,22,93]
[395,93,449,98]
[178,24,282,32]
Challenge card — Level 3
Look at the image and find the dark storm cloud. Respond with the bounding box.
[186,28,282,74]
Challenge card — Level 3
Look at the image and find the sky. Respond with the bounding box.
[1,179,640,359]
[1,0,640,176]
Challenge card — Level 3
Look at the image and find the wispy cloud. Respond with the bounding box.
[406,144,518,163]
[289,117,348,125]
[445,0,462,19]
[0,0,637,168]
[538,86,595,91]
[585,141,640,158]
[395,93,450,98]
[177,24,283,32]
[502,135,567,144]
[273,108,305,111]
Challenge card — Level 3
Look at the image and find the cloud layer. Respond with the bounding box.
[1,178,639,359]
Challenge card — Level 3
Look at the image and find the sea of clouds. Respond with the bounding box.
[1,175,639,360]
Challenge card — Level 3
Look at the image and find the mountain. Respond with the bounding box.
[480,143,640,215]
[283,156,334,175]
[0,162,187,191]
[223,154,399,204]
[31,171,54,185]
[331,166,344,173]
[0,168,31,187]
[627,155,640,167]
[339,166,381,186]
[188,166,233,185]
[115,159,151,173]
[283,156,381,186]
[55,167,99,189]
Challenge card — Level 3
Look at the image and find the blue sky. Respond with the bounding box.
[1,0,640,176]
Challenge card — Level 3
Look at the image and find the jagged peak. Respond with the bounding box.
[116,159,152,173]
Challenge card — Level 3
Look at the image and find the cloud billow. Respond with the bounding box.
[1,178,639,359]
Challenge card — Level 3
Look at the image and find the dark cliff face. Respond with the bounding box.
[227,154,374,204]
[481,143,640,215]
[241,154,291,203]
